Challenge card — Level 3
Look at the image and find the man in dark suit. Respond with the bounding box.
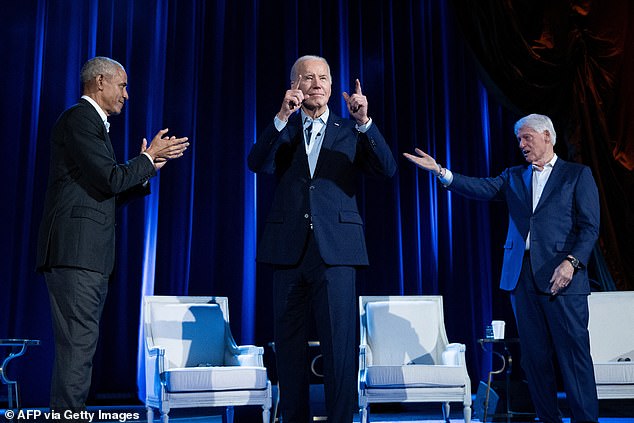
[36,56,189,417]
[404,114,600,423]
[248,55,396,422]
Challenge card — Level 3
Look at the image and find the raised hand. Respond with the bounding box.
[342,79,369,125]
[143,128,189,170]
[277,76,304,121]
[402,148,441,175]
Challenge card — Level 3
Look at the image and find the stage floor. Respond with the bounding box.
[3,390,634,422]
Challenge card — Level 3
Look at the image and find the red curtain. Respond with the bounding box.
[452,0,634,290]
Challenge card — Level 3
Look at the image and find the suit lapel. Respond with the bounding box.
[522,165,533,209]
[80,98,117,161]
[288,114,310,176]
[103,129,116,161]
[534,159,565,213]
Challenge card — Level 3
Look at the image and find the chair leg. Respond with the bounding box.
[160,411,169,423]
[146,407,153,423]
[222,406,234,423]
[463,404,472,423]
[262,404,271,423]
[359,405,368,423]
[442,402,450,421]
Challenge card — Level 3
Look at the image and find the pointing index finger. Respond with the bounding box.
[355,78,362,95]
[293,75,302,91]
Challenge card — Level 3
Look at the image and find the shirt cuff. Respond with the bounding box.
[438,168,454,185]
[274,115,288,132]
[355,117,373,133]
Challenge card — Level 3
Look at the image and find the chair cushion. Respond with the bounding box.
[149,303,226,369]
[165,366,268,392]
[594,362,634,385]
[365,365,466,388]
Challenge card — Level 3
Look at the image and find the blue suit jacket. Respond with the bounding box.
[248,112,396,266]
[448,159,599,293]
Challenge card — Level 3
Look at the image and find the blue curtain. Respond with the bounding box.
[3,0,627,407]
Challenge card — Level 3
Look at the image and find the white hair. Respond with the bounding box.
[289,55,332,84]
[514,114,557,145]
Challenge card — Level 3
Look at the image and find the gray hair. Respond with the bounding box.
[80,56,124,86]
[289,55,332,84]
[514,114,557,146]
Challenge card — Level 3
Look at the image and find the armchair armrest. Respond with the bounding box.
[225,345,264,367]
[441,343,466,366]
[147,345,165,357]
[145,343,168,401]
[359,344,367,370]
[358,344,368,391]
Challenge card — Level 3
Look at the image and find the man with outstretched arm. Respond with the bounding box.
[404,114,600,423]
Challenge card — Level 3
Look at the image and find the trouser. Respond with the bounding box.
[510,254,598,423]
[45,267,109,420]
[273,232,357,423]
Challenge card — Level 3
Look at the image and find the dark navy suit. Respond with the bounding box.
[248,111,396,422]
[449,159,600,423]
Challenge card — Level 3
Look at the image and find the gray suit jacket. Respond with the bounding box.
[37,98,156,275]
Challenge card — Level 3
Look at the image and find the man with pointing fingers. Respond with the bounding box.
[248,55,396,422]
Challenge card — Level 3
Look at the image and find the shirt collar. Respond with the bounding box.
[533,154,558,171]
[81,95,109,131]
[301,108,329,129]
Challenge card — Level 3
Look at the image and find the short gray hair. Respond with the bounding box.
[80,56,124,85]
[289,55,331,84]
[514,114,557,146]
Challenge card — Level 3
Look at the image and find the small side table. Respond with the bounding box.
[0,339,40,409]
[478,338,529,422]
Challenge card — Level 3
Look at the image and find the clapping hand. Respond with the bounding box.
[142,128,189,170]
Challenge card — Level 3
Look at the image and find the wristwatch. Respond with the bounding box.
[565,255,581,270]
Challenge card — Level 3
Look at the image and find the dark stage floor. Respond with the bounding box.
[3,393,633,422]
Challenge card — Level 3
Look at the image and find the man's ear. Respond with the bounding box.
[96,74,105,90]
[544,130,552,144]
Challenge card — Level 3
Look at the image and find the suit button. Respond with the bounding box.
[304,213,309,219]
[309,185,315,190]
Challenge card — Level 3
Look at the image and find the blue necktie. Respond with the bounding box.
[305,120,313,145]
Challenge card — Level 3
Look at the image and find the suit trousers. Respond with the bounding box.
[510,254,598,423]
[273,232,357,423]
[45,267,109,415]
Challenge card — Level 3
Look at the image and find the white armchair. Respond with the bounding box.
[143,296,272,423]
[588,291,634,399]
[358,296,471,423]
